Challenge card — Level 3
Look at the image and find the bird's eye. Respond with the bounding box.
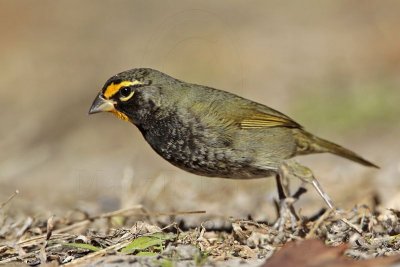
[120,87,131,97]
[119,87,134,101]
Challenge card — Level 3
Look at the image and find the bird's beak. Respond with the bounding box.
[88,95,116,114]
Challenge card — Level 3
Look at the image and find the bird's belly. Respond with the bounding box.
[154,143,277,179]
[142,120,284,179]
[183,163,277,179]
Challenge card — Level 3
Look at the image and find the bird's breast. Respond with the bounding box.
[139,113,276,179]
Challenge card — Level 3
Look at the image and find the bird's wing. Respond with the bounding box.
[189,98,302,130]
[217,97,303,129]
[185,85,302,130]
[237,108,302,129]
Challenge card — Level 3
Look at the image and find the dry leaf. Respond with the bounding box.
[263,239,400,267]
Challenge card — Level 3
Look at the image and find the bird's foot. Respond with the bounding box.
[273,196,300,231]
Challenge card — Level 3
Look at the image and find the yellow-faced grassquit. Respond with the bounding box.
[89,68,378,211]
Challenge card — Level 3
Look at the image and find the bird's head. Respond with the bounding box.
[89,68,177,123]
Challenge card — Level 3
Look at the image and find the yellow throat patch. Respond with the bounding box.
[111,110,129,122]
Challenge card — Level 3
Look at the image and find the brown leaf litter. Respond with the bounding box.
[1,192,400,266]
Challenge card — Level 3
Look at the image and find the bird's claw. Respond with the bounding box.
[273,197,299,231]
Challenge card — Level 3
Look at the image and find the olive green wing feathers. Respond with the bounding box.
[188,94,302,130]
[225,99,302,129]
[238,109,302,129]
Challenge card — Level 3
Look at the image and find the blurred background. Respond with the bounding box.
[1,1,399,222]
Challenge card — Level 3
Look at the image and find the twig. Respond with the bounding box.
[16,217,33,238]
[89,205,205,219]
[91,205,143,219]
[0,256,20,265]
[0,240,67,265]
[141,210,206,217]
[340,217,363,234]
[0,190,19,210]
[63,240,131,266]
[306,209,334,239]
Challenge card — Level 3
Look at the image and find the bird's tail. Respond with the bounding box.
[294,130,379,168]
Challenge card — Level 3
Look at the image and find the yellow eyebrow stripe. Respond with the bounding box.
[103,80,143,99]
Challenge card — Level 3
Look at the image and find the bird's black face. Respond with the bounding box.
[89,68,166,123]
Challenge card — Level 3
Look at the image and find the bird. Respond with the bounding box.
[89,68,378,216]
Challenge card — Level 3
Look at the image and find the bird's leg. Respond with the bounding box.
[280,160,335,209]
[275,173,289,200]
[273,172,300,230]
[280,160,363,233]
